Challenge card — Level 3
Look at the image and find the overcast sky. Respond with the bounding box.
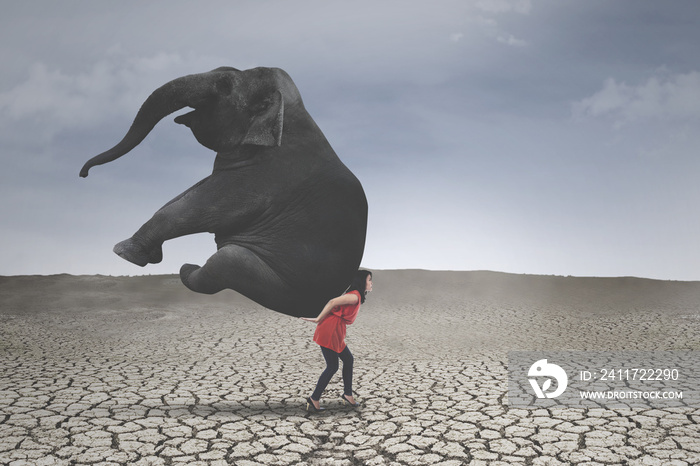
[2,0,700,280]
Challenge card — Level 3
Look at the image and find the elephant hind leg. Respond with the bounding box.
[179,244,295,313]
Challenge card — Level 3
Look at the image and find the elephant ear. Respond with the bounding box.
[242,89,284,147]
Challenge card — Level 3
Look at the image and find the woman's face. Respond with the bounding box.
[365,274,373,293]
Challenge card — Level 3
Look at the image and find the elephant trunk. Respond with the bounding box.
[79,72,217,177]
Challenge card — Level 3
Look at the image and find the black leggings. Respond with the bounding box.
[311,345,353,401]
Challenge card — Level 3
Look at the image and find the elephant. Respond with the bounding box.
[80,66,368,318]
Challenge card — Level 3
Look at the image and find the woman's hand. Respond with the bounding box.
[300,294,358,324]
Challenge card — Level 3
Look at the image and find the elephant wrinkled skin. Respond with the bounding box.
[80,66,368,317]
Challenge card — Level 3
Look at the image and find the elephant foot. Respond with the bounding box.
[113,238,163,267]
[179,263,221,294]
[179,263,200,288]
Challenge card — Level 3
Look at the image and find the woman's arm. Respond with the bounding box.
[300,292,359,323]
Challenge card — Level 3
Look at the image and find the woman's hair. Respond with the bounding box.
[346,269,372,304]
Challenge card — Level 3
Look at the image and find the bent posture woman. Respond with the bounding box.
[301,270,372,411]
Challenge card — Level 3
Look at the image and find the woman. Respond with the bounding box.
[301,269,372,411]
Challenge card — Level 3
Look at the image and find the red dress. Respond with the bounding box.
[313,290,361,353]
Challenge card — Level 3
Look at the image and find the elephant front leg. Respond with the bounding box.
[113,176,226,267]
[113,236,164,267]
[113,201,191,267]
[113,206,182,266]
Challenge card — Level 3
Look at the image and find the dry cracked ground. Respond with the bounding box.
[1,270,700,465]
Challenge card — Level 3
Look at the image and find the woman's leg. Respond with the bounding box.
[338,346,354,397]
[311,346,339,401]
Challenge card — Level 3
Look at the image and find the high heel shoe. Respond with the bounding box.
[306,397,325,412]
[341,394,359,407]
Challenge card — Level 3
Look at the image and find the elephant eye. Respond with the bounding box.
[215,77,233,96]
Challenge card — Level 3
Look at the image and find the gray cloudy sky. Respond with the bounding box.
[2,0,700,280]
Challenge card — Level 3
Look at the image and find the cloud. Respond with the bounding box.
[476,14,528,47]
[0,50,222,142]
[496,33,527,47]
[475,0,532,14]
[450,32,464,42]
[573,71,700,125]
